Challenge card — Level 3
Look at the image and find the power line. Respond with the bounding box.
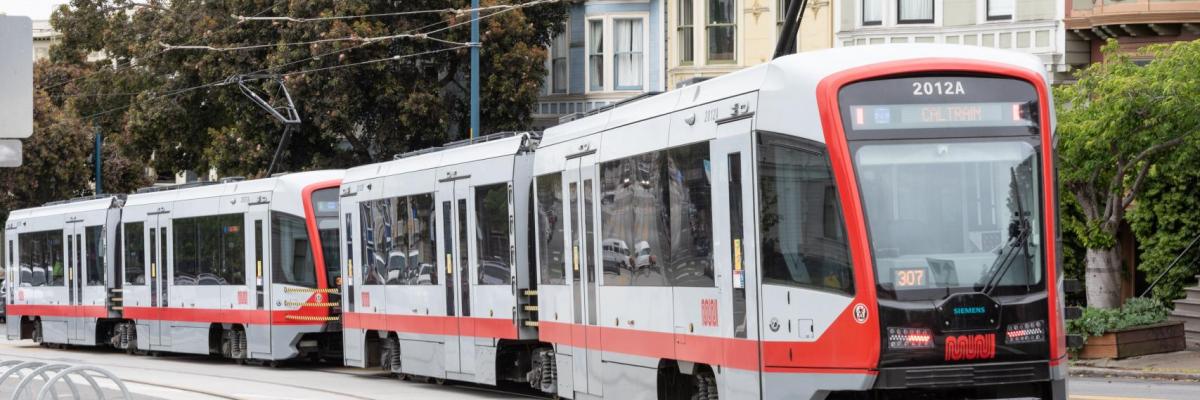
[232,0,560,23]
[42,1,281,92]
[160,32,468,52]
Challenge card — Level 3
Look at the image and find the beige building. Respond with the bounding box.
[667,0,835,89]
[32,20,59,61]
[835,0,1086,82]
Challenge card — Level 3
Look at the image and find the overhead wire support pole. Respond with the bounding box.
[471,0,481,139]
[94,124,102,195]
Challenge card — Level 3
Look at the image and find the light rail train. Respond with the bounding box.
[6,45,1067,399]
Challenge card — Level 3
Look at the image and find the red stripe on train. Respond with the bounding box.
[342,312,519,340]
[7,304,108,319]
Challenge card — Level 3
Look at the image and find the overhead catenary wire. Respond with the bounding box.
[68,0,545,112]
[42,1,281,92]
[231,0,560,23]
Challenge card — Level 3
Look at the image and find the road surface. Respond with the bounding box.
[0,338,1197,399]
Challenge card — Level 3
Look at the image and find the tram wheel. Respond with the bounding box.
[31,320,42,344]
[433,378,446,385]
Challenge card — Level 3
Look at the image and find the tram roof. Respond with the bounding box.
[540,44,1047,147]
[342,132,533,185]
[7,196,121,223]
[123,170,343,208]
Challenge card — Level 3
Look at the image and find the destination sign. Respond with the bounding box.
[849,102,1034,131]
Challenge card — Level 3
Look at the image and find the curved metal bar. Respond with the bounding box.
[0,361,46,392]
[36,366,133,400]
[66,369,107,400]
[11,363,74,400]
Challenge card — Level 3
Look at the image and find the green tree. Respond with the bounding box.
[1056,40,1200,309]
[47,0,566,179]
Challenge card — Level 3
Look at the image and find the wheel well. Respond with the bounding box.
[363,330,383,368]
[208,324,244,354]
[20,316,38,339]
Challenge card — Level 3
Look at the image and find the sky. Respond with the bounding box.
[0,1,71,20]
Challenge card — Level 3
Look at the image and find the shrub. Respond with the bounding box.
[1067,297,1170,344]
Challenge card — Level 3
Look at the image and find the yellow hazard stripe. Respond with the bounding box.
[284,315,339,322]
[283,301,338,307]
[283,287,340,294]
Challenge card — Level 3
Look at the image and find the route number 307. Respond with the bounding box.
[912,81,965,96]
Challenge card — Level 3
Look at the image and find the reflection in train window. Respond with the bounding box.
[18,230,63,287]
[123,223,142,286]
[388,197,409,285]
[410,194,438,285]
[359,194,438,286]
[360,200,390,285]
[757,132,853,295]
[85,226,105,286]
[171,214,246,286]
[475,183,512,285]
[536,173,566,285]
[599,142,713,287]
[272,212,317,288]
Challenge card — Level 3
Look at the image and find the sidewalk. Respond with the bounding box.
[1071,350,1200,382]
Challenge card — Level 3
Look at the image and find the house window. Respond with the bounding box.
[707,0,736,62]
[987,0,1013,20]
[862,0,882,26]
[777,0,791,31]
[679,0,695,65]
[588,19,604,91]
[549,32,568,94]
[614,18,645,90]
[898,0,933,24]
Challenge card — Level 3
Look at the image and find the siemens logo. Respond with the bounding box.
[953,306,987,315]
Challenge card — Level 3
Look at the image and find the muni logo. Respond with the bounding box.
[944,333,996,361]
[953,306,986,315]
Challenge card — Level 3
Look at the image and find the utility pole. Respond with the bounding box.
[93,124,102,195]
[470,0,481,139]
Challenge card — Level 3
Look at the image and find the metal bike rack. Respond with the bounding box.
[0,359,132,400]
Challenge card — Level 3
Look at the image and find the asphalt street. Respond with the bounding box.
[0,338,1197,399]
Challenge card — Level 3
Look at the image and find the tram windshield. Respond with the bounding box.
[854,140,1044,300]
[311,187,341,291]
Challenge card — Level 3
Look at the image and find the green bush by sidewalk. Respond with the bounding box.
[1067,297,1170,343]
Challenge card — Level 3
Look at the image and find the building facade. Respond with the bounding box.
[835,0,1085,81]
[534,0,666,129]
[32,20,59,61]
[665,0,835,89]
[1066,0,1200,63]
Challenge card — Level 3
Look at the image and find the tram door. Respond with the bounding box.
[564,155,601,395]
[440,176,476,375]
[146,211,171,347]
[713,122,763,395]
[65,222,84,342]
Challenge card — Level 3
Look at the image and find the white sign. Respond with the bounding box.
[0,139,22,167]
[0,16,32,139]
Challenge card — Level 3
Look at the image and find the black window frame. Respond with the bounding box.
[896,0,934,25]
[862,0,883,26]
[986,0,1013,21]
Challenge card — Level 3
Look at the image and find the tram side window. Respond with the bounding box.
[172,214,246,286]
[757,132,853,294]
[19,230,63,287]
[536,173,566,285]
[410,194,438,285]
[124,222,145,285]
[360,200,390,285]
[85,226,105,286]
[272,212,317,288]
[599,142,714,287]
[388,197,409,285]
[476,183,512,285]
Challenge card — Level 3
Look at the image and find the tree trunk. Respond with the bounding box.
[1085,246,1123,309]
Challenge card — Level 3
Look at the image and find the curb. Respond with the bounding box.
[1070,366,1200,382]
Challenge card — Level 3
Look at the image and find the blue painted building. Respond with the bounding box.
[534,0,665,128]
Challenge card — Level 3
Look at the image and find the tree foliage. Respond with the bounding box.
[1055,39,1200,308]
[46,0,566,180]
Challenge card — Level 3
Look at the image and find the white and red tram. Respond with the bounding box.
[5,171,345,363]
[338,45,1067,399]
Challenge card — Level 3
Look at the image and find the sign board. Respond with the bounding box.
[0,16,32,139]
[0,139,21,167]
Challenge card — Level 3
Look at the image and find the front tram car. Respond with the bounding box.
[528,45,1064,400]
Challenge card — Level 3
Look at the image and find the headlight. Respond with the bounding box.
[1005,320,1046,344]
[887,327,934,350]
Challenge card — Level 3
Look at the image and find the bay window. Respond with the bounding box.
[588,19,604,91]
[549,32,568,94]
[707,0,736,62]
[679,0,694,65]
[862,0,882,26]
[987,0,1013,20]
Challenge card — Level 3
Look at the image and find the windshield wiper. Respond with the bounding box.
[978,167,1033,296]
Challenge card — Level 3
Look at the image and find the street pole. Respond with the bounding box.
[470,0,480,139]
[93,124,102,195]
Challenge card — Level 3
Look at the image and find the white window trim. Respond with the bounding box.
[978,0,1016,23]
[585,13,651,94]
